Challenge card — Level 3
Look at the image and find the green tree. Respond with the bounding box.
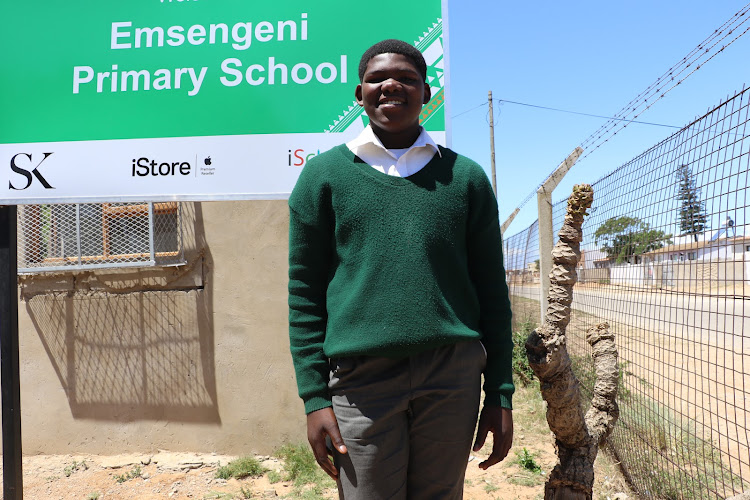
[676,164,708,242]
[594,216,671,264]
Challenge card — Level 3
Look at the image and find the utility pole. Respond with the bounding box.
[488,91,497,197]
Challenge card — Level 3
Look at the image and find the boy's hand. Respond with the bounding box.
[472,406,513,470]
[307,407,348,479]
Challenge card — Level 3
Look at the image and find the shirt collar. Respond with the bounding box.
[347,125,442,158]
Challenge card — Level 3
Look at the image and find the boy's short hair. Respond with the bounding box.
[358,39,427,83]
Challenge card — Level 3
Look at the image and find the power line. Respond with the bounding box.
[451,102,487,119]
[496,99,681,129]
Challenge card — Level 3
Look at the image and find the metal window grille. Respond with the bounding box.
[505,86,750,498]
[17,202,185,273]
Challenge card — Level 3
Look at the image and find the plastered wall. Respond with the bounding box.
[14,200,306,455]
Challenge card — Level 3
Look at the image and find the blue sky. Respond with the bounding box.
[446,1,750,235]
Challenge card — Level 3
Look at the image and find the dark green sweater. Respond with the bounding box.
[288,144,514,414]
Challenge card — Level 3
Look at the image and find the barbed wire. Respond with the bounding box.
[581,4,750,150]
[578,11,750,160]
[497,99,681,129]
[509,2,750,215]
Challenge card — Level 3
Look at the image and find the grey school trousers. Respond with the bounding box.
[329,340,486,500]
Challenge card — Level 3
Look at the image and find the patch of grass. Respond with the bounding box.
[215,456,266,480]
[612,396,748,499]
[202,492,234,500]
[239,486,254,499]
[267,470,282,483]
[85,493,100,500]
[516,447,542,474]
[277,443,325,485]
[483,480,500,493]
[512,317,537,386]
[594,443,635,500]
[276,443,336,497]
[113,464,142,483]
[509,296,539,332]
[298,488,330,500]
[63,460,87,477]
[511,374,546,431]
[507,470,544,488]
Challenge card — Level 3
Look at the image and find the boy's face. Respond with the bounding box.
[356,53,431,149]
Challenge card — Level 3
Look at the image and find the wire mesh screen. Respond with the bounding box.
[506,86,750,498]
[18,202,185,273]
[504,220,540,330]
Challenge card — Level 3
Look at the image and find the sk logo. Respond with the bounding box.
[9,153,55,190]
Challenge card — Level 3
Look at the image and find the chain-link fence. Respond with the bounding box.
[17,202,186,273]
[505,86,750,498]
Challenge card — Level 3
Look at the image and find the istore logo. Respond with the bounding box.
[9,153,55,190]
[131,157,192,177]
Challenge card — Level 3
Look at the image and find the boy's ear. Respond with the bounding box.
[423,82,431,104]
[355,84,364,106]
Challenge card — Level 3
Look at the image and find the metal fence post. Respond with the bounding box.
[148,202,156,265]
[75,204,82,267]
[537,148,582,323]
[501,207,520,236]
[523,222,533,283]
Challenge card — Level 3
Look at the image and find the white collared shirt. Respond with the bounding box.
[346,125,441,177]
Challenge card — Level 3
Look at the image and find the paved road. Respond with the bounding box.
[510,284,750,350]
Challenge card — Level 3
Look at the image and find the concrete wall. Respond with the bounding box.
[651,260,746,289]
[610,264,647,286]
[14,200,306,455]
[605,260,747,290]
[577,268,610,284]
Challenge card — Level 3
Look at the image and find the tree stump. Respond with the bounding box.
[525,184,619,499]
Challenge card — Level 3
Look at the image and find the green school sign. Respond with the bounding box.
[0,0,449,203]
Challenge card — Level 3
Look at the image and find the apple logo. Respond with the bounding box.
[204,157,212,166]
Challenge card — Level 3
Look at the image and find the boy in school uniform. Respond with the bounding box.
[288,39,514,499]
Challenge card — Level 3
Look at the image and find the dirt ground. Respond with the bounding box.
[16,427,634,499]
[14,328,634,500]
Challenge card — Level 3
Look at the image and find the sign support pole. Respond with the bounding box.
[0,205,22,499]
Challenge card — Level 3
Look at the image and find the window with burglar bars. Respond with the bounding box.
[17,202,185,273]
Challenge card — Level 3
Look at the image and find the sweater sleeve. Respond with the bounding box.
[288,161,334,414]
[466,166,515,409]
